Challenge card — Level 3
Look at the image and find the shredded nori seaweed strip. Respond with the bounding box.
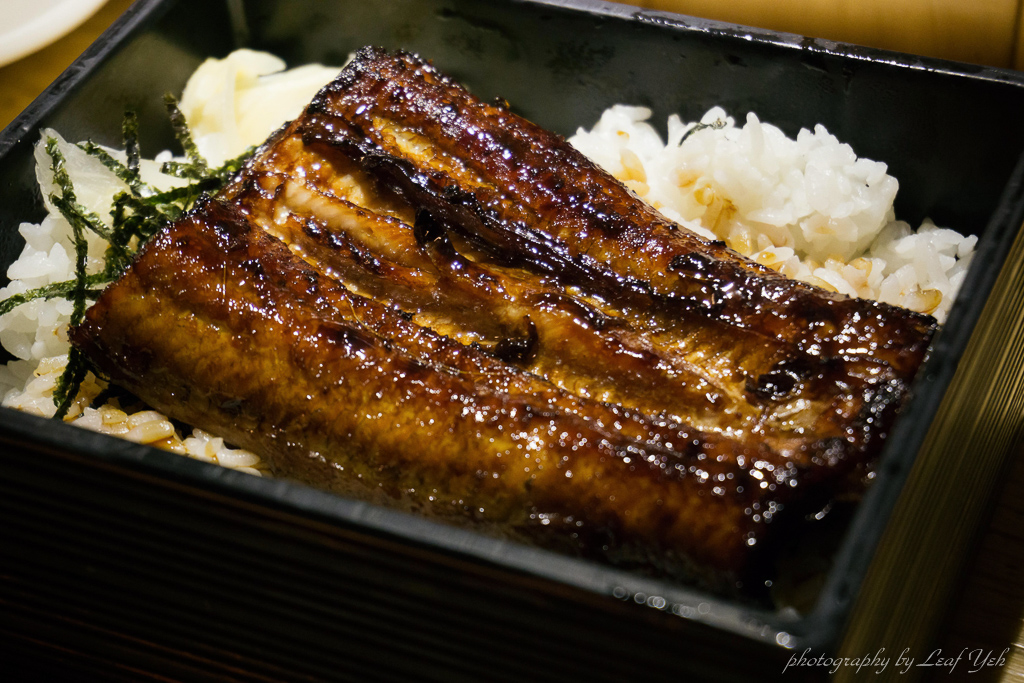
[216,146,257,178]
[122,110,143,193]
[77,141,143,189]
[145,180,219,207]
[0,276,107,317]
[46,143,117,245]
[46,139,94,417]
[162,93,209,179]
[678,118,727,146]
[110,191,191,256]
[53,347,90,418]
[1,107,248,418]
[77,139,152,200]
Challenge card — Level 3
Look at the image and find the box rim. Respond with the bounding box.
[2,0,1024,658]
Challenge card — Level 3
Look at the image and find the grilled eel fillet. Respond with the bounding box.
[71,47,936,588]
[296,48,934,371]
[220,47,935,468]
[73,198,810,586]
[222,136,796,447]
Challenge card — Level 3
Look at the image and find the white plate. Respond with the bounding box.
[0,0,109,68]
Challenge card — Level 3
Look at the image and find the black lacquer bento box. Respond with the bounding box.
[4,0,1024,680]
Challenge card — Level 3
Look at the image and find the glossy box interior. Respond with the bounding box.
[3,0,1024,679]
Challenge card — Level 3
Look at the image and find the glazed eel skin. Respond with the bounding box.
[225,46,935,467]
[297,48,935,375]
[71,47,937,589]
[73,198,804,586]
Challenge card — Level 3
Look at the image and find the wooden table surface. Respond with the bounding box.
[0,0,136,130]
[944,448,1024,680]
[2,1,1023,680]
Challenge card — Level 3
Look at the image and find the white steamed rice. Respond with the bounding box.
[568,105,975,321]
[0,50,341,474]
[0,50,976,474]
